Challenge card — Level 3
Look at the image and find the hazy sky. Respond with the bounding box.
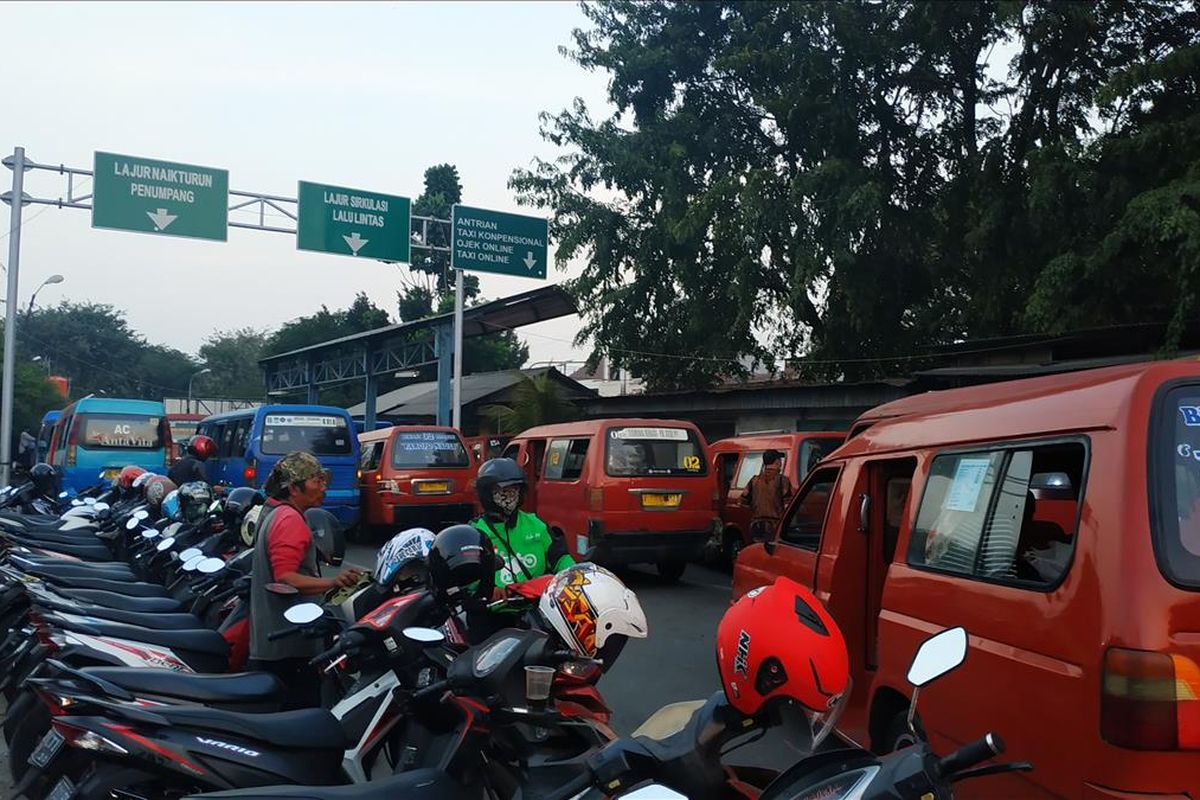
[3,1,608,368]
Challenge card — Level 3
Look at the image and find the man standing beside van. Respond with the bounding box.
[742,450,794,542]
[249,451,360,708]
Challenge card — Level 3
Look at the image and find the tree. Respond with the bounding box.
[199,328,270,399]
[5,358,67,461]
[480,372,579,434]
[20,301,197,399]
[511,0,1200,387]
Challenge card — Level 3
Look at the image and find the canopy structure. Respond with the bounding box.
[257,285,575,428]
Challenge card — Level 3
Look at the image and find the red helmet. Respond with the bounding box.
[717,577,849,718]
[116,466,147,490]
[188,435,217,461]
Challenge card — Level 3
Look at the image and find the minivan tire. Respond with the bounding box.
[657,561,687,582]
[881,711,920,753]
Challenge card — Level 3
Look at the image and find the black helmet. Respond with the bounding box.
[177,481,214,524]
[304,508,345,566]
[29,463,58,496]
[428,524,496,599]
[223,487,264,527]
[475,458,527,519]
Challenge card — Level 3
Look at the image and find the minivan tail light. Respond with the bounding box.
[243,459,257,485]
[587,489,603,513]
[1101,647,1200,750]
[66,420,79,467]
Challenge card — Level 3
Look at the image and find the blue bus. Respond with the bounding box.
[197,405,360,528]
[47,398,170,492]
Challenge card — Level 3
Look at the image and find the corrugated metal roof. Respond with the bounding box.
[347,368,595,417]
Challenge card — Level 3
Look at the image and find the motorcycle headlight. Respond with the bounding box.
[786,765,880,800]
[473,635,522,678]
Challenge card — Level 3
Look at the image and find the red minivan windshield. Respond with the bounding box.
[604,426,707,477]
[392,431,469,469]
[1156,386,1200,587]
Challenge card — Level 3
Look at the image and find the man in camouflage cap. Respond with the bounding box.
[249,451,360,707]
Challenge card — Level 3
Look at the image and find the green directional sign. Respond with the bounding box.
[92,151,229,241]
[296,181,411,262]
[451,205,548,279]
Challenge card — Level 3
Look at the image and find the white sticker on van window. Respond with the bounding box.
[944,458,990,512]
[610,427,689,441]
[265,415,342,428]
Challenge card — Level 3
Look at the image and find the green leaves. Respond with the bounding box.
[515,0,1200,386]
[480,373,579,434]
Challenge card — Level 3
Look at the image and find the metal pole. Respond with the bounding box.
[452,269,464,430]
[1,148,27,486]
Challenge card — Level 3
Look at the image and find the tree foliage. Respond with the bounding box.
[511,0,1200,387]
[198,328,270,400]
[480,373,579,434]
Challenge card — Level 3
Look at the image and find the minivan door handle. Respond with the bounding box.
[858,493,871,533]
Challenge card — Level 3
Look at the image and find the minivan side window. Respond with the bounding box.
[227,419,250,458]
[501,444,521,462]
[545,439,589,481]
[735,452,783,489]
[780,467,840,551]
[360,441,384,471]
[908,442,1086,588]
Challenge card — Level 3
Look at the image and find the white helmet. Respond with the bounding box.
[241,505,264,548]
[538,564,648,665]
[374,527,435,587]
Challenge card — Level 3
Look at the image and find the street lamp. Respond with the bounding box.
[188,368,211,414]
[26,274,64,317]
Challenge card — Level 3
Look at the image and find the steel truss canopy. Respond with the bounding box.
[259,285,576,394]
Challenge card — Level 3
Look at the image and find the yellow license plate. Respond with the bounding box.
[641,493,682,509]
[413,481,451,495]
[102,469,120,480]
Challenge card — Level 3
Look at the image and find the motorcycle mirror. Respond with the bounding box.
[125,517,140,531]
[70,499,82,507]
[141,529,161,541]
[907,626,968,688]
[402,627,445,645]
[134,509,150,521]
[209,500,221,513]
[620,787,689,800]
[165,521,183,537]
[266,582,299,596]
[58,491,68,499]
[93,502,110,512]
[156,537,176,552]
[197,557,225,575]
[84,497,96,506]
[284,603,323,625]
[178,547,202,563]
[182,555,206,572]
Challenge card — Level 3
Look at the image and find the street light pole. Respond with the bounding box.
[1,147,29,487]
[187,368,211,415]
[26,274,64,318]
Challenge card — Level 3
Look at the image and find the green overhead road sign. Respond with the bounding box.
[92,151,229,241]
[296,181,411,262]
[451,205,548,279]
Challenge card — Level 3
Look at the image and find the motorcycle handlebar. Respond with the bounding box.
[937,732,1004,777]
[267,625,300,642]
[411,679,450,701]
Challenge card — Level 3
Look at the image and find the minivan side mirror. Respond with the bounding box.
[763,538,777,556]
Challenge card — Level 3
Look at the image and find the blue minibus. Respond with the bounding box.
[47,398,170,492]
[197,405,360,528]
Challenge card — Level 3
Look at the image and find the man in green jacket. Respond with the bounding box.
[471,457,575,596]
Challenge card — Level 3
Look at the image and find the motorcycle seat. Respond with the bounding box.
[50,618,229,657]
[84,667,282,705]
[54,587,183,613]
[13,560,136,581]
[32,598,201,630]
[181,769,471,799]
[154,706,348,750]
[33,573,169,597]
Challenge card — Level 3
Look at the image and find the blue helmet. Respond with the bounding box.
[161,489,182,522]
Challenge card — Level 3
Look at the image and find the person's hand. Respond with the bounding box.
[335,568,363,588]
[491,585,507,602]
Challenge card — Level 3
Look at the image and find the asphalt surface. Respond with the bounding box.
[0,553,796,796]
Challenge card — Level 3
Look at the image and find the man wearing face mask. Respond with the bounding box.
[471,457,575,598]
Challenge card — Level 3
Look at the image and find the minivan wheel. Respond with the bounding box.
[656,561,687,582]
[881,712,919,753]
[723,530,744,567]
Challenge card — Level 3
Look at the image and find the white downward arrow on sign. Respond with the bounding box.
[343,232,369,255]
[146,208,177,231]
[523,251,537,270]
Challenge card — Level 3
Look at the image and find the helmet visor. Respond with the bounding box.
[779,675,852,755]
